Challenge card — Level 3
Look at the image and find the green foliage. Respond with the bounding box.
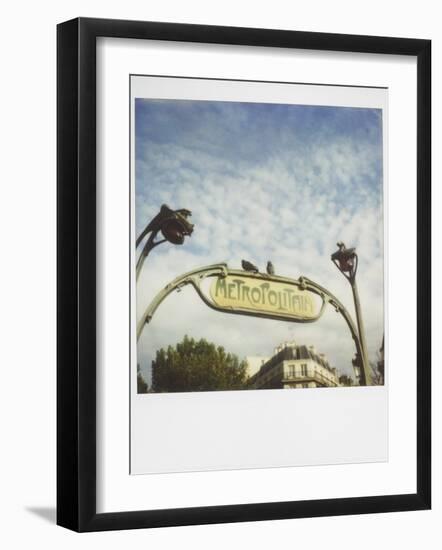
[370,360,384,386]
[151,335,248,393]
[137,364,149,394]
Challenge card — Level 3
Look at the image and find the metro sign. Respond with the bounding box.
[210,272,322,322]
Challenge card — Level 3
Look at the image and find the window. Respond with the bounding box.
[300,363,308,376]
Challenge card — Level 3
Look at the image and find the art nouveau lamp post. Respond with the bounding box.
[331,242,371,386]
[136,204,194,281]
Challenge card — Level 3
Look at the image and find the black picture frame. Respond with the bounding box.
[57,17,431,532]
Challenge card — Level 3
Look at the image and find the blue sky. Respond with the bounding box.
[135,98,384,385]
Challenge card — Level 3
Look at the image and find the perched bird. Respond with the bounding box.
[266,261,275,276]
[242,260,259,273]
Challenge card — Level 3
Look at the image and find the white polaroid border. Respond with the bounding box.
[97,37,416,513]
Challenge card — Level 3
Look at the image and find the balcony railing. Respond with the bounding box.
[283,371,338,386]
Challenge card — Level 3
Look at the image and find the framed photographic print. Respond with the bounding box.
[57,17,431,531]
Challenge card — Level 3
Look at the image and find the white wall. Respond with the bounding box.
[0,1,439,548]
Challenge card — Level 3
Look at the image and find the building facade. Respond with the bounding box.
[248,341,339,389]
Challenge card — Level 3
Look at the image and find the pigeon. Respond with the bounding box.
[241,260,259,273]
[266,261,275,275]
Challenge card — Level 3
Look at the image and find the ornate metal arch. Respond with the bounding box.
[136,263,364,369]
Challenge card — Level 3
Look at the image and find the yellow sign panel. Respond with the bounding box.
[210,275,320,320]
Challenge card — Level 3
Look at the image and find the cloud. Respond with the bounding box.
[135,99,384,385]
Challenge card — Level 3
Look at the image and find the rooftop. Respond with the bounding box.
[251,341,334,380]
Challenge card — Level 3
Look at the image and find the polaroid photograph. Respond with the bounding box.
[130,75,387,475]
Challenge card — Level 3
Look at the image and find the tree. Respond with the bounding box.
[370,359,384,385]
[151,335,248,393]
[137,364,149,393]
